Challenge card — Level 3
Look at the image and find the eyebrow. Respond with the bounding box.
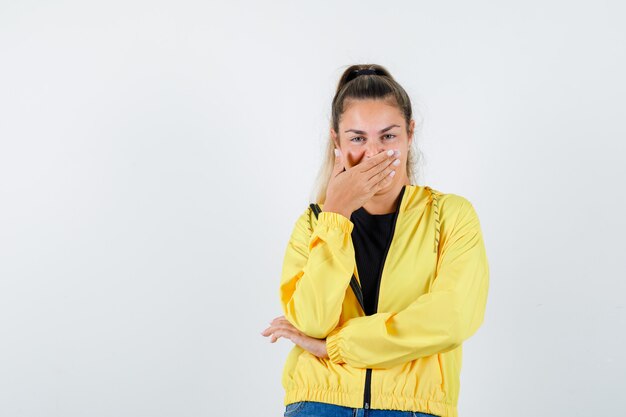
[344,124,401,134]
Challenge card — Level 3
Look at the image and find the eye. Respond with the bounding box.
[350,134,396,143]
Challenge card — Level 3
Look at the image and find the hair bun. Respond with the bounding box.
[345,67,381,83]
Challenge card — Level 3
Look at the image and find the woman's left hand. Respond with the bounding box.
[261,315,329,359]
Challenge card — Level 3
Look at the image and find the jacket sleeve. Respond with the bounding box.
[278,207,357,339]
[325,198,489,369]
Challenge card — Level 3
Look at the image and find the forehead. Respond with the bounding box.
[340,99,404,127]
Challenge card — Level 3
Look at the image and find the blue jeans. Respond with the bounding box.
[284,401,440,417]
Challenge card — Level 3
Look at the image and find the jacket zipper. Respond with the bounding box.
[313,186,406,409]
[362,185,405,410]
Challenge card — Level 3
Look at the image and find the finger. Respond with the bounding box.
[358,149,396,174]
[265,326,284,343]
[331,148,345,177]
[367,158,398,187]
[261,326,273,336]
[272,316,292,327]
[267,323,304,344]
[269,322,300,336]
[270,315,286,323]
[378,169,396,191]
[273,316,290,325]
[271,328,298,344]
[364,154,400,186]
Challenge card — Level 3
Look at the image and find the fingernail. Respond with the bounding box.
[386,149,394,156]
[394,149,400,156]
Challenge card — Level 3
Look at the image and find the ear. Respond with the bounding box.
[407,119,415,146]
[330,128,340,148]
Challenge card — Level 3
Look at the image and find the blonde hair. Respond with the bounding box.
[311,64,424,204]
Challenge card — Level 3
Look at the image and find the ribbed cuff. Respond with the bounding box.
[325,327,345,364]
[317,211,354,234]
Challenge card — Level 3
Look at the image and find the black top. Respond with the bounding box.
[350,206,397,316]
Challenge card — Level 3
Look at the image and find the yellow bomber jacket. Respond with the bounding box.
[278,184,490,417]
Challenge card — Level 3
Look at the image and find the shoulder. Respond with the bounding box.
[425,187,473,214]
[426,187,481,228]
[440,193,474,216]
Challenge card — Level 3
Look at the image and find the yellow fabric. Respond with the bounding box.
[278,184,490,417]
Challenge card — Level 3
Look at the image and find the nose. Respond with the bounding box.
[363,142,386,159]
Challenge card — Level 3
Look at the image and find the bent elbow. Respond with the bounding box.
[296,317,338,339]
[449,311,486,349]
[438,315,473,353]
[437,333,463,354]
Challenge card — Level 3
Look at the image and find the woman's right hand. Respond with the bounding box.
[323,148,401,218]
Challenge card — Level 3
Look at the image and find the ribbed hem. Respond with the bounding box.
[284,388,457,417]
[325,327,345,364]
[284,387,363,409]
[317,211,354,234]
[372,393,458,417]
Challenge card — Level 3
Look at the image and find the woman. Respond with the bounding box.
[261,64,490,417]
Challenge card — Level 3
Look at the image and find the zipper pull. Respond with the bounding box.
[364,402,369,409]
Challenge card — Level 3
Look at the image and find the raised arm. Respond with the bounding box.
[278,207,356,339]
[325,198,490,369]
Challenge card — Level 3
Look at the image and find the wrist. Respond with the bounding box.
[322,203,352,219]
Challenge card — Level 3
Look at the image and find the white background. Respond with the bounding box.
[1,1,625,416]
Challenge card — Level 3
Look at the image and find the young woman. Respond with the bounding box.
[261,64,490,417]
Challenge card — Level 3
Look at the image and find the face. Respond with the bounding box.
[331,99,414,186]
